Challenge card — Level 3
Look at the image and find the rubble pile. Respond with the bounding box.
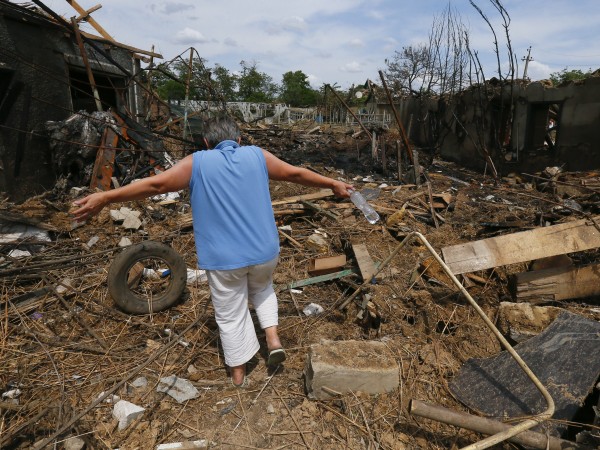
[1,128,599,449]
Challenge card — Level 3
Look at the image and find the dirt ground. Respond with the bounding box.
[1,125,599,449]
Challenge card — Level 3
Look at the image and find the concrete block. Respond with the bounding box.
[498,302,561,342]
[110,209,126,222]
[112,400,145,430]
[304,339,399,400]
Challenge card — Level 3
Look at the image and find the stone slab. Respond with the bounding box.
[304,339,399,400]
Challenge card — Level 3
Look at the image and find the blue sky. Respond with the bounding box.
[40,0,600,88]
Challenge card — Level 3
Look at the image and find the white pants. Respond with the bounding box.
[206,257,279,367]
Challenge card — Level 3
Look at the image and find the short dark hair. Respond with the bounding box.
[202,116,241,148]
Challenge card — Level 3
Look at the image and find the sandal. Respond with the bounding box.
[267,348,286,366]
[231,375,249,389]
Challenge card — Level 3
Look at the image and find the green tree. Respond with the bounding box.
[153,64,187,101]
[237,60,278,103]
[211,64,238,101]
[549,67,593,85]
[279,70,318,106]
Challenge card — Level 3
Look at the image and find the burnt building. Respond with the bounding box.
[0,0,152,200]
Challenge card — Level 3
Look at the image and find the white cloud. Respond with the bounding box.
[307,73,319,87]
[340,61,363,73]
[383,37,398,51]
[160,2,194,15]
[224,37,238,47]
[526,60,553,80]
[173,28,210,45]
[349,38,365,48]
[368,11,385,20]
[282,16,307,32]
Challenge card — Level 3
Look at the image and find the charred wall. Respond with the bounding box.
[433,78,600,174]
[0,2,139,201]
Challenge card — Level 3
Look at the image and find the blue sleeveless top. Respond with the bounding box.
[189,140,279,270]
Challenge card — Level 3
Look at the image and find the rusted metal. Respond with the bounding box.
[90,127,118,191]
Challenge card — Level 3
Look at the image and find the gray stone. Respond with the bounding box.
[131,376,148,388]
[64,436,85,450]
[157,375,199,403]
[304,339,399,400]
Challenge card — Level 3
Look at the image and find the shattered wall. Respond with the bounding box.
[0,2,140,200]
[433,77,600,174]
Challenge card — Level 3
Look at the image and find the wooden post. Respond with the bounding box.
[71,17,102,111]
[378,70,413,163]
[396,140,402,183]
[381,139,387,176]
[413,149,420,187]
[182,47,194,141]
[371,130,377,161]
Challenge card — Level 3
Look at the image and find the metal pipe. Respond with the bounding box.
[337,232,554,449]
[410,400,588,450]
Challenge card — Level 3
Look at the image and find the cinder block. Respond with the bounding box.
[304,340,399,400]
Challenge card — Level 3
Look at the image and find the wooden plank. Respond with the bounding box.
[90,128,118,191]
[352,243,376,282]
[271,190,332,206]
[511,262,600,302]
[67,0,114,40]
[441,217,600,274]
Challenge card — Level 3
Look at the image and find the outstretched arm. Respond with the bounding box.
[71,155,194,222]
[262,150,352,197]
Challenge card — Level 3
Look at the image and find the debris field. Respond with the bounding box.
[1,123,600,450]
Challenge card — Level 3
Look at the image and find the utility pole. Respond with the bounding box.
[522,46,533,80]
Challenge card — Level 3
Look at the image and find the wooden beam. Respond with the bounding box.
[66,0,114,41]
[352,242,376,282]
[442,216,600,274]
[79,30,163,58]
[75,3,101,22]
[71,17,103,111]
[510,263,600,302]
[271,190,333,206]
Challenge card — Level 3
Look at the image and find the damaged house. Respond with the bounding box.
[0,0,159,200]
[365,74,600,175]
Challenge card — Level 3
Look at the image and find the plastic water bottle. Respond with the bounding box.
[349,190,380,224]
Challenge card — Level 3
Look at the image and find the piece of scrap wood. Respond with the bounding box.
[441,216,600,274]
[449,312,600,437]
[308,255,346,276]
[271,190,333,206]
[510,262,600,303]
[352,242,376,282]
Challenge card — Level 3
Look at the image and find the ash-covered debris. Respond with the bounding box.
[45,111,115,187]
